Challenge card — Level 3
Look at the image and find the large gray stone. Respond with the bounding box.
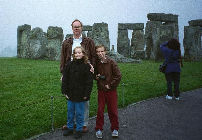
[29,27,47,59]
[91,22,110,50]
[145,13,179,60]
[17,24,31,58]
[117,23,145,58]
[147,13,178,22]
[131,30,145,59]
[133,50,146,60]
[83,25,92,31]
[47,26,63,60]
[118,23,144,30]
[108,51,141,63]
[183,25,202,61]
[117,29,130,57]
[188,19,202,27]
[145,21,161,59]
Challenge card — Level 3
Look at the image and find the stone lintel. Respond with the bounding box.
[47,26,63,39]
[188,19,202,27]
[147,13,178,22]
[17,24,31,32]
[118,23,144,30]
[30,27,44,39]
[82,25,92,31]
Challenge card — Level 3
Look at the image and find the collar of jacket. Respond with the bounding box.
[98,56,109,64]
[73,58,84,64]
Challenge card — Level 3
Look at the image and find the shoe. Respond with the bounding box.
[82,126,88,133]
[112,130,118,137]
[63,128,73,136]
[166,95,172,100]
[96,130,103,139]
[175,97,180,100]
[74,131,82,139]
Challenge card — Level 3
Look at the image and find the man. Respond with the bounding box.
[60,19,96,133]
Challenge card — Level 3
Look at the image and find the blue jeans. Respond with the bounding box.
[67,100,85,131]
[165,72,180,98]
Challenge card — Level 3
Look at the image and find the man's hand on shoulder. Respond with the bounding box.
[89,63,94,73]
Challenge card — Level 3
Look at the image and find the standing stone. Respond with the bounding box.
[91,23,110,50]
[117,23,144,58]
[82,25,92,31]
[29,27,47,59]
[184,19,202,61]
[47,26,63,60]
[131,30,145,59]
[117,29,130,57]
[145,13,179,60]
[17,24,31,58]
[145,21,161,59]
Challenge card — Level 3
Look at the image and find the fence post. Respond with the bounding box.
[51,96,54,132]
[121,83,125,107]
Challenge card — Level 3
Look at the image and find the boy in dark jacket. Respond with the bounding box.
[62,46,93,139]
[94,45,122,139]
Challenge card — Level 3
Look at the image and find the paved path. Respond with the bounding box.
[31,88,202,140]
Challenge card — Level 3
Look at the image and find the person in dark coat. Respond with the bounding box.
[62,46,93,139]
[160,38,183,100]
[60,19,96,132]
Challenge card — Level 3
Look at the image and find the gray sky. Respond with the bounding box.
[0,0,202,56]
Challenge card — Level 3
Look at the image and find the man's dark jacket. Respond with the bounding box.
[60,37,96,73]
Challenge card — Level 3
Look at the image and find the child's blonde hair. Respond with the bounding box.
[72,46,88,64]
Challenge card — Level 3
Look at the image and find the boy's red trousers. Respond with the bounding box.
[95,90,119,131]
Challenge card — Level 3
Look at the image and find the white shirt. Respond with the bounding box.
[72,35,82,53]
[71,35,82,60]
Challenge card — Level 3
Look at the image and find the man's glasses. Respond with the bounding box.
[73,26,81,29]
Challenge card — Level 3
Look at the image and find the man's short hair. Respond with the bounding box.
[71,19,83,27]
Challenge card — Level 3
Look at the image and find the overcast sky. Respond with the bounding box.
[0,0,202,56]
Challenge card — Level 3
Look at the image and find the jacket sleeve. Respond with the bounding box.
[60,39,72,73]
[109,61,122,89]
[89,39,97,68]
[61,62,70,96]
[83,65,93,100]
[60,41,67,73]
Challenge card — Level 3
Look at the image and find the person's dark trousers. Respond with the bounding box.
[95,90,119,131]
[165,72,180,98]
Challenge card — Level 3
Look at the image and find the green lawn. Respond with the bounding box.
[0,57,202,140]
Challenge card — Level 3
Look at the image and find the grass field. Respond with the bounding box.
[0,57,202,140]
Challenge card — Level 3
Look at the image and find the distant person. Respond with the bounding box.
[94,45,122,139]
[60,19,96,132]
[160,38,183,100]
[61,46,93,139]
